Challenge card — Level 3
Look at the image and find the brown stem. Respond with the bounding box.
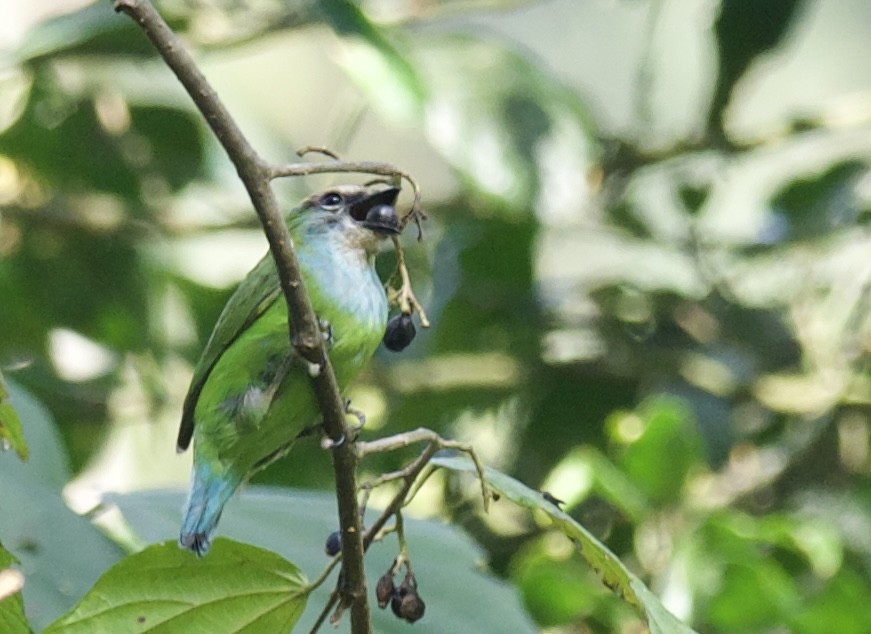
[311,428,490,630]
[111,1,374,630]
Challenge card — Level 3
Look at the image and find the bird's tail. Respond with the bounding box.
[179,463,240,557]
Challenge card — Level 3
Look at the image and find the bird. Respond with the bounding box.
[176,184,401,556]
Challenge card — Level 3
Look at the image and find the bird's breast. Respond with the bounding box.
[299,245,388,385]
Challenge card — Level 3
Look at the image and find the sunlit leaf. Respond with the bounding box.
[432,456,698,634]
[0,371,27,461]
[706,561,800,630]
[44,539,307,634]
[510,534,622,627]
[0,544,28,634]
[609,396,704,505]
[792,567,871,634]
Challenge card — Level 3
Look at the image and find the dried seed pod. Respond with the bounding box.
[398,591,426,623]
[376,571,396,609]
[390,587,405,619]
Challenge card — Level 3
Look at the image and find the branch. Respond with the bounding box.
[310,428,491,631]
[110,1,421,630]
[271,156,425,236]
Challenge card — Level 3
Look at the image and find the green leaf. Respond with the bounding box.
[0,544,29,634]
[45,539,307,634]
[609,396,704,505]
[705,560,800,630]
[511,535,614,626]
[0,371,27,461]
[109,488,538,633]
[793,566,871,634]
[432,456,698,634]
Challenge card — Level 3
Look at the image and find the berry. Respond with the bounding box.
[383,314,416,351]
[324,530,341,557]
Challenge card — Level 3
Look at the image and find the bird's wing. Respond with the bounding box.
[176,254,282,452]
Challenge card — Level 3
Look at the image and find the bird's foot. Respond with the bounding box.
[319,400,366,450]
[318,317,334,349]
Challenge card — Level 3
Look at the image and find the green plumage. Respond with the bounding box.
[178,185,400,555]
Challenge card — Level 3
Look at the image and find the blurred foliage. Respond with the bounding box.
[1,0,870,632]
[434,454,697,633]
[0,542,28,634]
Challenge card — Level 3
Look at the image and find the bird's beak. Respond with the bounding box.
[351,187,401,235]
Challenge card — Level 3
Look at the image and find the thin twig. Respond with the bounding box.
[388,236,431,327]
[269,159,425,234]
[306,553,343,594]
[314,428,489,628]
[309,586,340,634]
[313,442,439,629]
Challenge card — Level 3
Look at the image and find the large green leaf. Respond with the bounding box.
[432,456,698,634]
[45,539,307,634]
[0,544,29,634]
[610,396,704,505]
[0,372,27,461]
[0,381,121,631]
[109,488,538,633]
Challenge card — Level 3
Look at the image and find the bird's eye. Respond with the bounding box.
[319,192,344,210]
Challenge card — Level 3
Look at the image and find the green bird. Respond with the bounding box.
[177,184,401,556]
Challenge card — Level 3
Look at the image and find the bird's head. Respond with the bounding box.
[292,185,401,257]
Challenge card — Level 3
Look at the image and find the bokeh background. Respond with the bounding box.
[1,0,870,632]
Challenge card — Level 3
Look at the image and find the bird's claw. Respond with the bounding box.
[321,433,346,450]
[318,317,334,349]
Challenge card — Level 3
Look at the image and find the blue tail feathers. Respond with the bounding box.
[179,464,239,557]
